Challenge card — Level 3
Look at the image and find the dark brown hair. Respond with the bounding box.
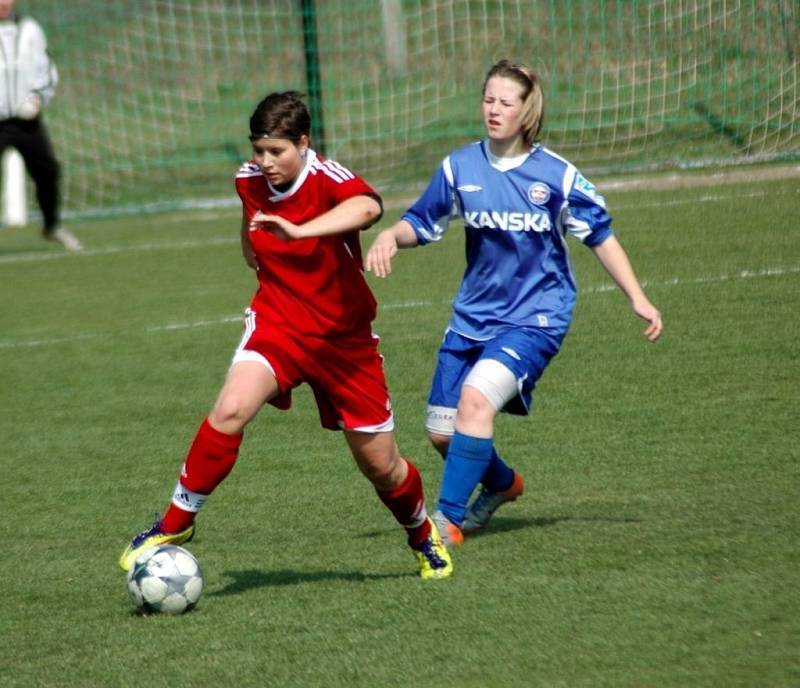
[249,91,311,144]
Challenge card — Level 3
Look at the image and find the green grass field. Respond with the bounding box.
[1,171,798,687]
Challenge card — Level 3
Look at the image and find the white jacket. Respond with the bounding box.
[0,15,58,120]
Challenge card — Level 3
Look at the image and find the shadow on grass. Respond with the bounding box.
[468,514,642,540]
[358,514,642,541]
[208,568,411,597]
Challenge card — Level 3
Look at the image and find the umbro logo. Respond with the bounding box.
[457,184,482,192]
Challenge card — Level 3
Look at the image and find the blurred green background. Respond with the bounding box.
[16,0,800,216]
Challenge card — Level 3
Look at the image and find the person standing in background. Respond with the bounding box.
[0,0,81,250]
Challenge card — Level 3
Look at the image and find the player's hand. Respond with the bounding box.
[365,229,399,278]
[633,299,663,342]
[249,211,300,241]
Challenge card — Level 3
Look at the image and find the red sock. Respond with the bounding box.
[161,418,243,533]
[376,459,431,547]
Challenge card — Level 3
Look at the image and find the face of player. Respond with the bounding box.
[0,0,15,20]
[251,135,309,187]
[482,76,526,145]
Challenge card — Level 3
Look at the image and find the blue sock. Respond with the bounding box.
[437,431,494,525]
[481,447,516,493]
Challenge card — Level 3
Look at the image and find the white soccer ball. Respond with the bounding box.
[126,544,204,614]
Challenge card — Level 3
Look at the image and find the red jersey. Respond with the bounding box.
[235,151,382,337]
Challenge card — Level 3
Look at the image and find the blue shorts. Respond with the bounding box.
[428,327,565,416]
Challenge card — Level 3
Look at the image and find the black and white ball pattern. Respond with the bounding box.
[127,544,203,614]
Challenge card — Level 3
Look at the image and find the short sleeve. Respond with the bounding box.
[562,171,613,246]
[402,158,457,245]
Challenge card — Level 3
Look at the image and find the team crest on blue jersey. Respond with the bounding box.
[528,182,550,205]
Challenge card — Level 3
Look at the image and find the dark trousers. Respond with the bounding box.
[0,117,61,232]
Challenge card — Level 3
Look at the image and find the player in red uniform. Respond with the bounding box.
[119,91,452,580]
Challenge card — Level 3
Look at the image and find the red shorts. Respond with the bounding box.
[232,308,394,432]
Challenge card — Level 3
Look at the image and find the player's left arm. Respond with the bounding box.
[250,195,382,241]
[591,235,663,342]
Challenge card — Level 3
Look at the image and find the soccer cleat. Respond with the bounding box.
[412,518,453,580]
[461,470,524,535]
[45,226,83,251]
[118,515,195,572]
[432,509,464,547]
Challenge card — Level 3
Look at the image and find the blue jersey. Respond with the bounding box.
[403,141,613,338]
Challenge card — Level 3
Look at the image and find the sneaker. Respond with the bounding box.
[462,471,524,535]
[45,226,83,251]
[118,515,195,571]
[411,517,453,580]
[432,509,464,547]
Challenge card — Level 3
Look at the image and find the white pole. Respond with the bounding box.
[2,148,28,227]
[381,0,407,76]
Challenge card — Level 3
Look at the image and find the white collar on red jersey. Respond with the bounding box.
[267,149,318,201]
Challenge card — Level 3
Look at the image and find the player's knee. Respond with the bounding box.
[348,432,405,490]
[459,359,518,424]
[209,393,250,433]
[456,385,496,425]
[361,453,404,490]
[367,461,396,487]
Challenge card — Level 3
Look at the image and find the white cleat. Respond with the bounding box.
[47,226,83,251]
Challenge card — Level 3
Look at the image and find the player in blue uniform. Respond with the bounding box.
[366,59,663,546]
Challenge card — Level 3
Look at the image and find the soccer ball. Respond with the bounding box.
[126,544,203,614]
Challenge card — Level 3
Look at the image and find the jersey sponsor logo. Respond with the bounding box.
[528,182,550,205]
[574,172,597,197]
[457,184,482,192]
[464,210,552,233]
[573,172,607,207]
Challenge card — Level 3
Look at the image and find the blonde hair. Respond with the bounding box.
[482,59,544,147]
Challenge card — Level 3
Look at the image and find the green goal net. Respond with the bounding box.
[19,0,800,217]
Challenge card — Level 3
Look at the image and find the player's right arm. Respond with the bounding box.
[365,219,419,278]
[240,208,258,270]
[366,160,455,278]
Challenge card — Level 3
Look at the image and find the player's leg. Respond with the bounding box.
[345,430,452,580]
[316,331,451,578]
[429,427,514,491]
[437,360,522,538]
[423,332,500,544]
[119,359,280,570]
[346,430,422,535]
[429,424,519,536]
[460,330,563,535]
[433,376,503,545]
[162,359,280,525]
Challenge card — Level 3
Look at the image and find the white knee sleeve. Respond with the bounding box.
[426,405,456,436]
[463,358,520,411]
